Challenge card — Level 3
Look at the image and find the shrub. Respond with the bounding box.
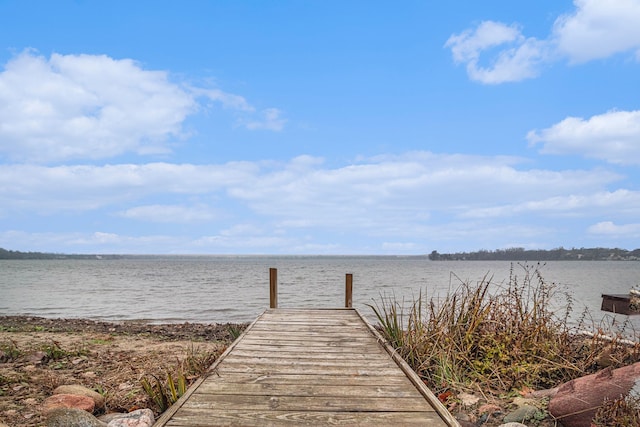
[370,263,640,396]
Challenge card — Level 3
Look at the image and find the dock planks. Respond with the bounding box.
[155,309,458,426]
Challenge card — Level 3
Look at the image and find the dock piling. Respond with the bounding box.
[269,268,278,309]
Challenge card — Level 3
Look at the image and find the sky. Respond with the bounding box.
[0,0,639,255]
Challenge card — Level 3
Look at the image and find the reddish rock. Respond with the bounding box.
[548,362,640,427]
[42,393,95,415]
[53,384,105,409]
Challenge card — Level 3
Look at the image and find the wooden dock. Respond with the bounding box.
[155,308,459,426]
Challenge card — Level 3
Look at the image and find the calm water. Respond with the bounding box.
[1,257,639,329]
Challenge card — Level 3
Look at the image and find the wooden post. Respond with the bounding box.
[269,268,278,309]
[345,273,353,308]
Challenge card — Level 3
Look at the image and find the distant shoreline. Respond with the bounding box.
[2,246,639,261]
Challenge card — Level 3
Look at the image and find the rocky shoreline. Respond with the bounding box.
[0,315,244,342]
[0,316,244,427]
[2,316,639,427]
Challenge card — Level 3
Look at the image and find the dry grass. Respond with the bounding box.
[593,395,640,426]
[370,263,640,423]
[0,320,239,427]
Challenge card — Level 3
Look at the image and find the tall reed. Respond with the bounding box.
[370,263,640,396]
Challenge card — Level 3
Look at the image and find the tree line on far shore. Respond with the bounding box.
[428,247,640,261]
[2,246,639,261]
[0,248,123,260]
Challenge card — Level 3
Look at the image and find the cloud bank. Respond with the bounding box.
[528,110,640,165]
[0,51,285,163]
[446,0,640,84]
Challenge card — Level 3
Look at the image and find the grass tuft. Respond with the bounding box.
[593,395,640,426]
[141,345,221,412]
[370,263,640,398]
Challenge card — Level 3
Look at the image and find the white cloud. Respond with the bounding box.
[193,87,255,112]
[243,108,287,131]
[527,110,640,165]
[117,204,217,223]
[0,152,621,226]
[445,21,549,84]
[1,152,635,252]
[447,0,640,83]
[0,162,257,213]
[446,21,522,63]
[588,221,640,237]
[0,229,183,253]
[381,242,421,251]
[227,152,621,234]
[0,51,286,163]
[0,51,195,162]
[461,190,640,219]
[193,234,293,250]
[553,0,640,63]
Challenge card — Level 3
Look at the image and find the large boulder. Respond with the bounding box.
[53,384,106,410]
[45,407,107,427]
[42,393,96,415]
[105,408,155,427]
[549,362,640,427]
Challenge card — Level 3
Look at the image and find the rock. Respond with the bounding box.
[549,362,640,427]
[106,408,155,427]
[502,404,538,423]
[99,413,127,423]
[458,391,480,406]
[453,411,471,422]
[54,384,106,409]
[498,423,528,427]
[26,350,47,364]
[42,393,96,415]
[478,403,502,415]
[45,407,107,427]
[510,396,537,407]
[525,386,558,398]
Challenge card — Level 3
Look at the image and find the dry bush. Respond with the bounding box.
[370,263,640,397]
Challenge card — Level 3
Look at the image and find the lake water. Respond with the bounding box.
[1,257,639,330]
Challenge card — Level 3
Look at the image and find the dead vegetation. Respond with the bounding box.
[370,263,640,426]
[0,317,243,427]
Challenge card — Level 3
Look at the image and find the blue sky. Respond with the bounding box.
[1,0,639,255]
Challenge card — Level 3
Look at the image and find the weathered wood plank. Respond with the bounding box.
[215,364,405,376]
[181,393,434,412]
[231,343,384,354]
[225,353,396,371]
[262,308,354,315]
[155,308,456,427]
[252,316,364,323]
[203,373,414,386]
[237,338,382,348]
[197,382,426,398]
[165,409,444,427]
[248,326,371,334]
[241,329,375,343]
[226,349,384,359]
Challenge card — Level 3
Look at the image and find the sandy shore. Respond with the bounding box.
[0,316,246,427]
